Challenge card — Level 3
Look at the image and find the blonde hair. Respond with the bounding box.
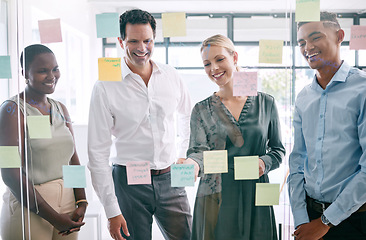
[201,34,240,71]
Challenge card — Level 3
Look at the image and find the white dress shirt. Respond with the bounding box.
[88,58,192,218]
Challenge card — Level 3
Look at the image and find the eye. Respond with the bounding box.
[53,67,59,72]
[204,63,211,67]
[313,36,321,41]
[217,58,224,62]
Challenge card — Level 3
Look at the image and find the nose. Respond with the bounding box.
[211,63,219,72]
[304,41,315,53]
[47,71,55,80]
[137,42,146,52]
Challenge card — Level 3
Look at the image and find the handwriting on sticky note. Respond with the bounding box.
[295,0,320,22]
[126,161,151,185]
[0,146,21,168]
[38,19,62,43]
[255,183,280,206]
[27,116,52,139]
[234,156,259,180]
[162,12,187,38]
[95,13,120,38]
[233,72,258,97]
[0,56,12,79]
[63,165,86,188]
[259,40,283,64]
[171,164,195,187]
[350,25,366,50]
[98,58,122,81]
[203,150,228,174]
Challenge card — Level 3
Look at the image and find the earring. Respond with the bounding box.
[25,79,29,84]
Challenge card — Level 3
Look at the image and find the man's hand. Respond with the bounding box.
[259,158,266,177]
[108,214,130,240]
[176,158,200,181]
[293,217,330,240]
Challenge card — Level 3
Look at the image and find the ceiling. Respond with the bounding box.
[88,0,366,14]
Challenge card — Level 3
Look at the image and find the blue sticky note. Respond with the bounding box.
[0,56,12,79]
[96,13,120,38]
[63,165,86,188]
[171,164,195,187]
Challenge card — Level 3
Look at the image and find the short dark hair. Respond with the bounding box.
[20,44,54,71]
[297,11,341,31]
[119,9,156,40]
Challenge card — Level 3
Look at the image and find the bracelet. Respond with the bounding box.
[75,199,88,206]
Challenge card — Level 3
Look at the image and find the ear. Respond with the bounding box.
[233,51,238,65]
[22,69,29,79]
[336,29,345,44]
[118,37,124,49]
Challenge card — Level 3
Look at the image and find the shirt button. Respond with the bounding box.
[318,137,321,140]
[317,160,321,164]
[320,114,323,118]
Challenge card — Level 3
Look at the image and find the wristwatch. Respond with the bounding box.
[321,214,334,228]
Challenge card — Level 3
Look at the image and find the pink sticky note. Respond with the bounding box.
[126,161,151,185]
[38,19,62,43]
[233,72,258,96]
[350,25,366,50]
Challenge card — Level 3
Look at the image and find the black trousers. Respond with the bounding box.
[112,164,192,240]
[307,202,366,240]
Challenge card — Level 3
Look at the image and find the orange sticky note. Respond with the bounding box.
[162,12,186,38]
[98,58,122,81]
[38,19,62,43]
[350,25,366,50]
[259,40,283,64]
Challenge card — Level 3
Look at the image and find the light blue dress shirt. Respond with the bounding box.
[288,62,366,228]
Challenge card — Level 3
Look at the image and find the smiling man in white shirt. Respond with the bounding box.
[88,9,192,240]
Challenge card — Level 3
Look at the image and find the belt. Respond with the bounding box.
[307,196,366,213]
[150,166,171,176]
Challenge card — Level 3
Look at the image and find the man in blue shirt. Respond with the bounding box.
[288,11,366,239]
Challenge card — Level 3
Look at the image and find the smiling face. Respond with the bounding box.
[297,21,343,71]
[119,23,154,72]
[25,52,60,95]
[201,45,238,87]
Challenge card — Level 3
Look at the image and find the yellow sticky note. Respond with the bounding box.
[259,40,283,64]
[98,58,122,81]
[162,12,186,38]
[255,183,280,206]
[295,0,320,22]
[0,146,21,168]
[234,156,259,180]
[27,116,52,139]
[203,150,228,174]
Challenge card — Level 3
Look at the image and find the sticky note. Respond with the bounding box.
[295,0,320,22]
[234,156,259,180]
[203,150,228,174]
[233,72,258,97]
[27,116,52,139]
[255,183,280,206]
[38,19,62,43]
[0,146,21,168]
[96,13,120,38]
[259,40,283,64]
[350,25,366,50]
[162,12,186,38]
[98,58,122,81]
[171,164,195,187]
[63,165,86,188]
[0,56,12,79]
[126,161,151,185]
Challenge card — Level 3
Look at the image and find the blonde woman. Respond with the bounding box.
[179,34,285,240]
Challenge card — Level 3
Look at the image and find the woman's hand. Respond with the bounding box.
[55,213,85,236]
[176,158,200,181]
[259,158,266,177]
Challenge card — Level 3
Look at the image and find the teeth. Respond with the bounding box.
[44,83,54,86]
[213,72,224,78]
[307,53,319,58]
[135,52,147,57]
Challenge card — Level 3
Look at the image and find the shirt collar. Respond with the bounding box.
[311,61,351,90]
[121,57,160,79]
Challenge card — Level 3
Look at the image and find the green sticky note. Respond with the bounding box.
[203,150,228,174]
[0,56,12,79]
[171,164,195,187]
[234,156,259,180]
[0,146,21,168]
[255,183,280,206]
[259,40,283,64]
[295,0,320,22]
[27,116,52,139]
[96,13,120,38]
[162,12,187,38]
[63,165,86,188]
